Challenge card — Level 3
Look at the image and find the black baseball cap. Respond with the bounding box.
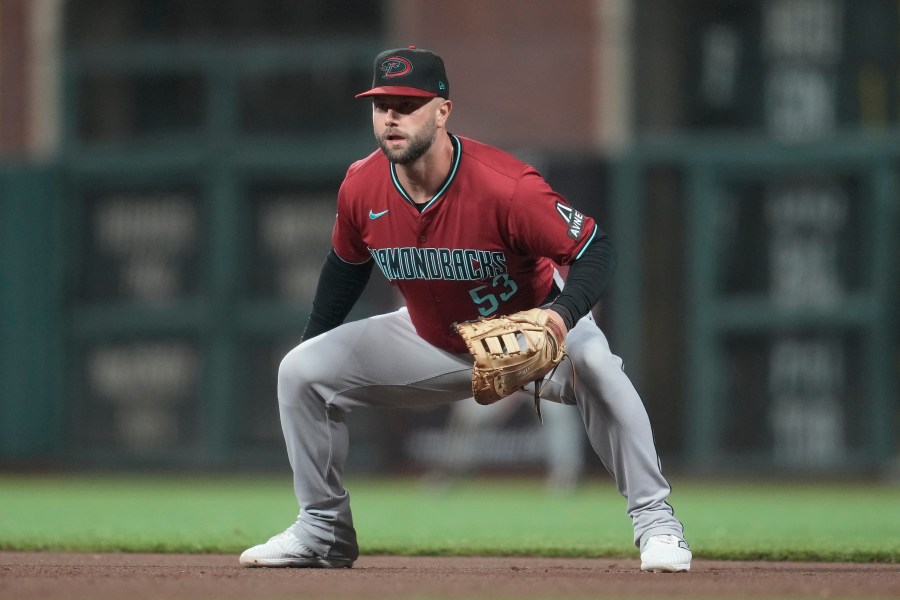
[355,46,449,99]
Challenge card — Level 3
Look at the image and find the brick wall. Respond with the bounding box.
[1,0,620,158]
[390,0,602,152]
[0,0,30,156]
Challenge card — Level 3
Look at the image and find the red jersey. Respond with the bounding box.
[332,134,598,353]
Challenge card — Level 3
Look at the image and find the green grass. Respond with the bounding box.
[0,474,898,562]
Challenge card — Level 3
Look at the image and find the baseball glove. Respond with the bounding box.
[453,308,567,409]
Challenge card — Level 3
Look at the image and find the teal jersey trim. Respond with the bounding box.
[389,134,462,212]
[575,224,598,260]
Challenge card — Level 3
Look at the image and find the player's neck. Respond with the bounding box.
[394,133,454,204]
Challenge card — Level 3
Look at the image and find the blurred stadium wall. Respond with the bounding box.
[0,0,897,476]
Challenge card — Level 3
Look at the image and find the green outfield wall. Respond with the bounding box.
[1,38,897,473]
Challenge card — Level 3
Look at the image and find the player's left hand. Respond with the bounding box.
[453,307,567,405]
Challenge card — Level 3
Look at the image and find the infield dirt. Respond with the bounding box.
[2,552,899,599]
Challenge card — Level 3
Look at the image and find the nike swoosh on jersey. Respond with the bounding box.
[369,209,390,220]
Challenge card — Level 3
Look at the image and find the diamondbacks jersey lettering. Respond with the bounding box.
[369,247,507,281]
[333,134,597,352]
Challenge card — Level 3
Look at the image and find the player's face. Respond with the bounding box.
[372,96,442,165]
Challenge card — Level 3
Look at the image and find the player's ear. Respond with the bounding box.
[436,99,452,125]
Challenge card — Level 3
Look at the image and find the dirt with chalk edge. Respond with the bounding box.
[2,552,900,599]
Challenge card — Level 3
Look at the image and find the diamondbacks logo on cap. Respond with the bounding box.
[381,56,413,78]
[356,47,449,99]
[555,202,585,240]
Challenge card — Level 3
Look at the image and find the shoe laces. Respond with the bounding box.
[268,530,294,543]
[267,530,321,558]
[648,534,686,547]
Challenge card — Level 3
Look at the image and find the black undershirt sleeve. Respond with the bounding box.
[548,229,617,330]
[301,249,374,342]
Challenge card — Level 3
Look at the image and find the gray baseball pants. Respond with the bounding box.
[277,307,685,561]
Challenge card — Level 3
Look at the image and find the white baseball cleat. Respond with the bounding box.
[239,529,354,568]
[640,534,692,573]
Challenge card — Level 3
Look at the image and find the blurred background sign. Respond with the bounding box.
[613,135,898,473]
[0,0,897,475]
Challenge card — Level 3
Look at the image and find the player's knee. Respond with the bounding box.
[570,336,615,368]
[569,337,626,387]
[277,343,327,401]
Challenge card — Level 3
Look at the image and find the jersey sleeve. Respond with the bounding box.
[331,178,372,264]
[505,167,598,265]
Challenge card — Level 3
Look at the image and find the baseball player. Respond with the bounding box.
[240,46,691,573]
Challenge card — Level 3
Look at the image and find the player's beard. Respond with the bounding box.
[377,119,437,165]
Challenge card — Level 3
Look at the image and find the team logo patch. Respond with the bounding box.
[555,202,585,240]
[380,56,413,78]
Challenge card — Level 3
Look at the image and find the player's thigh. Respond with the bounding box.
[535,316,624,401]
[565,314,626,368]
[280,308,472,408]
